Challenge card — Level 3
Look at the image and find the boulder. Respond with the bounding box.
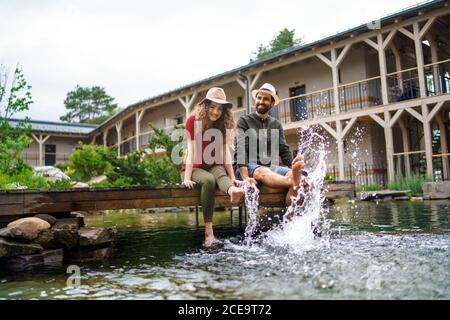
[72,182,89,188]
[422,182,450,200]
[1,217,51,241]
[79,227,116,247]
[34,166,70,181]
[88,175,108,184]
[34,214,57,227]
[52,224,79,249]
[0,238,43,257]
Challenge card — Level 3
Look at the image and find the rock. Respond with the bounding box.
[68,246,113,261]
[72,182,89,188]
[79,227,116,247]
[34,214,57,227]
[1,218,51,241]
[88,175,108,184]
[0,238,43,257]
[55,217,85,229]
[33,229,56,249]
[422,182,450,200]
[2,249,64,270]
[34,166,70,181]
[53,224,79,249]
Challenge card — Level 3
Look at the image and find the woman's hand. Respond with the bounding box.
[183,179,196,189]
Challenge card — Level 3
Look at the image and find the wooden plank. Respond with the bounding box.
[0,193,23,205]
[23,188,173,203]
[0,204,26,216]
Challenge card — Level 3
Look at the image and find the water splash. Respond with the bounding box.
[243,182,260,245]
[241,125,330,252]
[262,125,330,252]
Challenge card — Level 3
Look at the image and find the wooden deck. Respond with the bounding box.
[0,183,355,223]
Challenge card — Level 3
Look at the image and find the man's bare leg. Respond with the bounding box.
[253,166,292,189]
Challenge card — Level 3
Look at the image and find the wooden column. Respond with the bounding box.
[365,31,396,182]
[436,113,449,180]
[316,44,352,181]
[103,129,109,147]
[31,134,51,167]
[236,71,263,114]
[135,110,145,151]
[116,121,123,156]
[178,93,198,120]
[398,119,411,176]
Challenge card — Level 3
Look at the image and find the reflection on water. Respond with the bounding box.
[0,201,449,300]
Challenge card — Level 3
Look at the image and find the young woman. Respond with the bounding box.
[181,87,244,248]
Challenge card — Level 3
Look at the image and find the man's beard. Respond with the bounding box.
[257,104,270,114]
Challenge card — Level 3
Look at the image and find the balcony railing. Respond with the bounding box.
[268,59,449,125]
[326,162,387,186]
[338,77,382,113]
[274,87,335,124]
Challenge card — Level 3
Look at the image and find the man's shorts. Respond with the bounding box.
[235,163,290,180]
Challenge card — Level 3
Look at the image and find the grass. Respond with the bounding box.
[356,184,384,192]
[387,174,432,196]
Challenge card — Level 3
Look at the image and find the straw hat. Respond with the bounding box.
[198,87,233,108]
[252,83,280,106]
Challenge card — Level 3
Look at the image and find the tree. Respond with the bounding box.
[0,65,33,174]
[251,28,302,62]
[60,85,119,124]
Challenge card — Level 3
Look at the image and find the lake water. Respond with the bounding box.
[0,200,449,300]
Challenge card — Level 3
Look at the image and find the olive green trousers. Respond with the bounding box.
[181,165,234,223]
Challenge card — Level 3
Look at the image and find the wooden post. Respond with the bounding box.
[398,119,411,176]
[316,44,351,181]
[436,113,449,180]
[31,133,51,166]
[135,110,145,151]
[178,93,198,120]
[103,129,109,147]
[116,121,123,157]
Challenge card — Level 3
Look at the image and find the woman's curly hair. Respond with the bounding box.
[193,100,235,143]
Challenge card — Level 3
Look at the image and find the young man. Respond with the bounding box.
[235,83,305,205]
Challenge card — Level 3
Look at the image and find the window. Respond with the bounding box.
[45,144,56,166]
[237,96,243,109]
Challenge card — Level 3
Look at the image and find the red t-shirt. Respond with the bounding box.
[181,115,220,171]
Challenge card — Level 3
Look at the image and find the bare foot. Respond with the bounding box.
[228,186,244,205]
[292,161,303,189]
[203,237,223,248]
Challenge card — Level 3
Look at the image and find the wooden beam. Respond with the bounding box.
[382,30,398,49]
[316,53,332,68]
[336,43,352,67]
[427,101,444,122]
[405,107,424,122]
[370,114,385,127]
[399,27,414,40]
[364,38,379,50]
[319,122,337,139]
[419,17,436,39]
[390,109,404,127]
[341,117,357,139]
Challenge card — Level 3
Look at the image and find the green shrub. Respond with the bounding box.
[387,175,431,196]
[69,143,112,181]
[0,168,48,189]
[46,178,73,189]
[105,151,180,186]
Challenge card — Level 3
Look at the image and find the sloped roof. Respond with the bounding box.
[8,118,98,135]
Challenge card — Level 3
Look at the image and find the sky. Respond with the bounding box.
[0,0,427,122]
